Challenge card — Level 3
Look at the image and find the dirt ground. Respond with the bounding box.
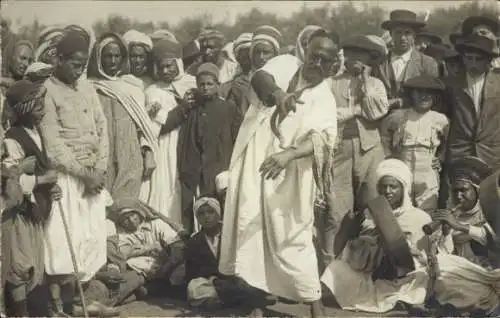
[117,297,410,317]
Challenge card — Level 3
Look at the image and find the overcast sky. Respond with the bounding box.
[1,0,495,31]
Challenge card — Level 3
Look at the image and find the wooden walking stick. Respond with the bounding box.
[57,199,89,318]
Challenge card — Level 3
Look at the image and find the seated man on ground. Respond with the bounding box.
[72,234,147,316]
[111,198,187,291]
[185,196,275,312]
[433,156,498,269]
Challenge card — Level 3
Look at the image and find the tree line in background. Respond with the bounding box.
[1,0,499,50]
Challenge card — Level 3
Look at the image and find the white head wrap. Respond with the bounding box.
[24,62,53,76]
[123,29,153,52]
[375,159,413,212]
[193,197,221,216]
[296,25,322,62]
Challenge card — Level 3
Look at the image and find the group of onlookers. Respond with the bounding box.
[1,8,500,318]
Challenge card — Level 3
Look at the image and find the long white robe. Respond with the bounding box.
[143,75,196,224]
[321,204,500,313]
[218,54,337,302]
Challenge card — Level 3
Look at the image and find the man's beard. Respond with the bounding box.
[302,64,325,85]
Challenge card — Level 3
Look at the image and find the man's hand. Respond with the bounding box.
[431,158,441,172]
[37,170,58,184]
[360,64,371,83]
[346,209,365,239]
[148,102,162,118]
[145,243,163,257]
[259,149,295,180]
[272,89,304,119]
[142,149,156,180]
[432,209,463,232]
[50,184,63,201]
[96,270,126,284]
[388,98,403,110]
[182,89,198,110]
[83,168,104,196]
[19,156,36,174]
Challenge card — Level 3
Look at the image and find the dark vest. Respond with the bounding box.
[4,126,53,223]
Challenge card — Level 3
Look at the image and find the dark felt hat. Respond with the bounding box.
[342,35,388,65]
[424,44,459,61]
[451,156,492,186]
[461,15,500,36]
[402,75,445,91]
[416,29,443,45]
[455,33,499,57]
[381,10,426,31]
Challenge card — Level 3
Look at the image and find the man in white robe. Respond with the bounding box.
[218,29,339,317]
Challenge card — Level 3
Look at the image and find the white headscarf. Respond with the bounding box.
[296,25,322,62]
[123,29,153,52]
[375,159,413,214]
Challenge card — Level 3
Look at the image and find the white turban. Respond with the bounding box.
[123,29,153,52]
[375,158,414,212]
[24,62,53,76]
[193,197,221,216]
[375,158,412,195]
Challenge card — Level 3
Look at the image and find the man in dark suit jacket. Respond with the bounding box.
[446,34,500,171]
[373,10,439,109]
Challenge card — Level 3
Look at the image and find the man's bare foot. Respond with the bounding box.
[249,307,264,318]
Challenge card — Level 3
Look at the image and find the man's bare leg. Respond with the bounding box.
[309,299,324,318]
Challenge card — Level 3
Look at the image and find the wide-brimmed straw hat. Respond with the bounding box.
[381,10,426,31]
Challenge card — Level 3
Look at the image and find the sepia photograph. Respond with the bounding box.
[1,0,500,317]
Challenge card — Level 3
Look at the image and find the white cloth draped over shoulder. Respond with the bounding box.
[218,54,337,302]
[321,159,500,313]
[90,78,159,201]
[143,68,196,223]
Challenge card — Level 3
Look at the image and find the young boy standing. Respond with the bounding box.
[178,63,241,232]
[2,80,61,317]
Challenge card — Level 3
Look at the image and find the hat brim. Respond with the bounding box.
[381,20,425,31]
[416,33,443,44]
[462,16,500,35]
[455,42,499,57]
[342,45,387,65]
[403,83,445,92]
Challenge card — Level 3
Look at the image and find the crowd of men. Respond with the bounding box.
[1,8,500,318]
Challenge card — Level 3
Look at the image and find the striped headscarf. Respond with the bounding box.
[198,28,225,43]
[252,25,282,54]
[193,197,221,216]
[233,32,253,56]
[5,79,46,125]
